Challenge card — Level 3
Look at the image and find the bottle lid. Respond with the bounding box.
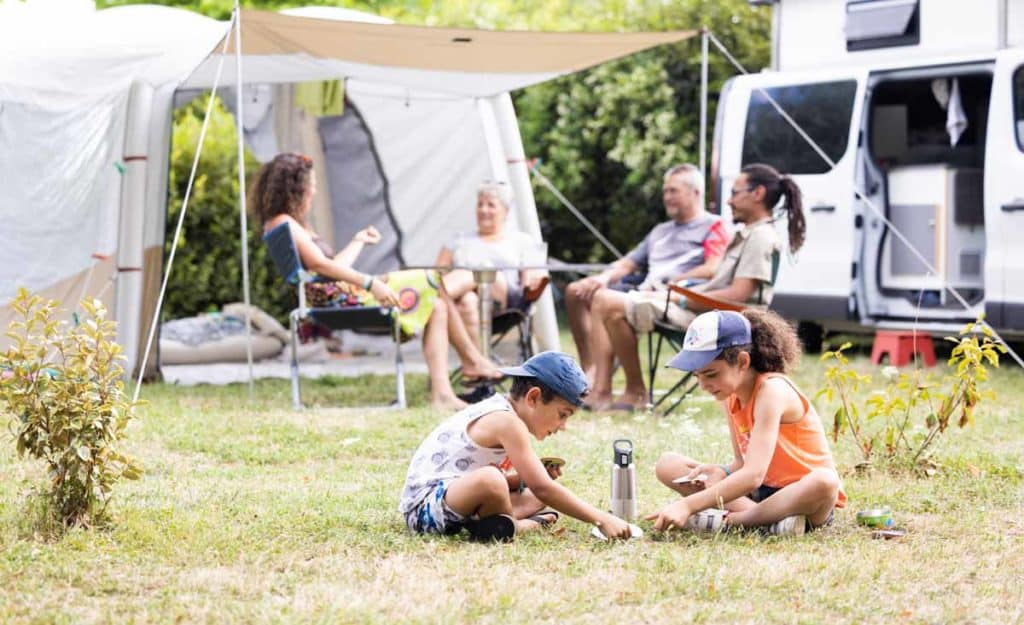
[613,439,633,467]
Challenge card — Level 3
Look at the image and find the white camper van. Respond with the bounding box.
[713,0,1024,349]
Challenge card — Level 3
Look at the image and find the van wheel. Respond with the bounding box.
[797,321,824,353]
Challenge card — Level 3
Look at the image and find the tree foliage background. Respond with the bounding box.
[94,0,768,320]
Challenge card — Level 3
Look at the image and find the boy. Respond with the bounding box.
[399,351,633,541]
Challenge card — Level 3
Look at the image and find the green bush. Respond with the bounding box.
[0,289,142,531]
[163,95,293,323]
[816,318,1006,471]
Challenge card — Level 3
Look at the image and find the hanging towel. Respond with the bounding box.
[946,78,968,146]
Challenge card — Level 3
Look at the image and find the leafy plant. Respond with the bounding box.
[0,289,143,530]
[817,318,1006,469]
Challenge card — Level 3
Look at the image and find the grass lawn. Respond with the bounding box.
[1,346,1022,624]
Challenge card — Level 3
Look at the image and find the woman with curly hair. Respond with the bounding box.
[251,152,501,410]
[646,308,846,536]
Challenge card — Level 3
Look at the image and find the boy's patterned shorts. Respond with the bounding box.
[404,480,466,535]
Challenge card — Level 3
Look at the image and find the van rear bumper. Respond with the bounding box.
[772,294,850,323]
[985,301,1024,330]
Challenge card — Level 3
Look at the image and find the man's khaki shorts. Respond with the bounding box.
[624,289,696,333]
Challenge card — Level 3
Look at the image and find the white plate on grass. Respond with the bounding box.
[591,523,644,540]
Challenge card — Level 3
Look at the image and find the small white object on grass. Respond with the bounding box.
[591,523,644,540]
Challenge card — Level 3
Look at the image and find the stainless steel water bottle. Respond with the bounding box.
[610,439,637,521]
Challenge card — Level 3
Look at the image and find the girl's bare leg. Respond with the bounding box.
[724,468,840,528]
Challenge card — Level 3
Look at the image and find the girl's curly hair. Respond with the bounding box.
[249,152,313,227]
[718,308,802,373]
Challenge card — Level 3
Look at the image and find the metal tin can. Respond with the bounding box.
[856,506,894,528]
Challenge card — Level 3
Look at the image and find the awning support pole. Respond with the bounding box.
[699,27,709,184]
[233,0,255,397]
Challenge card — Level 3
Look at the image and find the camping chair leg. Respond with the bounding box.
[289,310,303,410]
[662,376,699,416]
[647,331,667,407]
[655,368,696,413]
[393,316,406,409]
[519,316,533,361]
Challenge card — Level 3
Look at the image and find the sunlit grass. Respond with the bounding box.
[1,351,1021,624]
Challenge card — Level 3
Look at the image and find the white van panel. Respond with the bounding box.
[1011,0,1024,48]
[717,69,867,323]
[984,48,1024,329]
[777,0,1006,71]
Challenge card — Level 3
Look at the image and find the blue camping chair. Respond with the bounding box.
[263,222,405,410]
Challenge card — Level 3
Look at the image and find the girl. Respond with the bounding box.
[250,152,502,410]
[646,308,845,536]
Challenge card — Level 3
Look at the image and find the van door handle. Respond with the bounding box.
[1001,203,1024,212]
[811,204,836,213]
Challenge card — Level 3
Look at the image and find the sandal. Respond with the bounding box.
[460,373,504,387]
[465,514,516,543]
[526,509,560,528]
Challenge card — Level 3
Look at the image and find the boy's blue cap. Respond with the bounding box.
[499,351,589,406]
[667,310,752,372]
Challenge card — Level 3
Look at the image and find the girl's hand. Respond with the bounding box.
[354,226,381,245]
[369,278,399,308]
[685,464,728,487]
[645,499,692,532]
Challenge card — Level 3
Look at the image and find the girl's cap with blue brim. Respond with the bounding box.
[667,310,752,372]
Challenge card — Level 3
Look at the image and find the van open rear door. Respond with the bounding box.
[985,49,1024,331]
[715,69,867,334]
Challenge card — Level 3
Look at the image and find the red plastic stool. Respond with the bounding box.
[870,330,937,367]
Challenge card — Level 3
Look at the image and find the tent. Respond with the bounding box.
[0,5,695,378]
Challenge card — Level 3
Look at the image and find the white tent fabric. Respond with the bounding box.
[0,6,225,306]
[0,4,695,376]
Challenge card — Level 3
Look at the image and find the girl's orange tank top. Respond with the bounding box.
[727,373,847,507]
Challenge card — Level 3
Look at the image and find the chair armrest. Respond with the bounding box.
[667,284,746,312]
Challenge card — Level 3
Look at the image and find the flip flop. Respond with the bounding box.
[606,401,640,414]
[465,514,516,543]
[526,510,560,528]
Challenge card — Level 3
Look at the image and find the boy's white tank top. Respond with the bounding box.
[398,393,512,515]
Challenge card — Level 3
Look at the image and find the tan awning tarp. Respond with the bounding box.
[184,9,696,95]
[222,9,695,74]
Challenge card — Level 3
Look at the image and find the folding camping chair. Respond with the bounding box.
[449,276,550,392]
[647,251,780,415]
[263,222,405,410]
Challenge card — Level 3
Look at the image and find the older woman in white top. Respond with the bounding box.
[435,182,547,340]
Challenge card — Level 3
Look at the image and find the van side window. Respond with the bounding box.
[1015,67,1024,152]
[741,81,858,175]
[845,0,920,52]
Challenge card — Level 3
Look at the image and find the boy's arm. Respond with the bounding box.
[493,413,632,537]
